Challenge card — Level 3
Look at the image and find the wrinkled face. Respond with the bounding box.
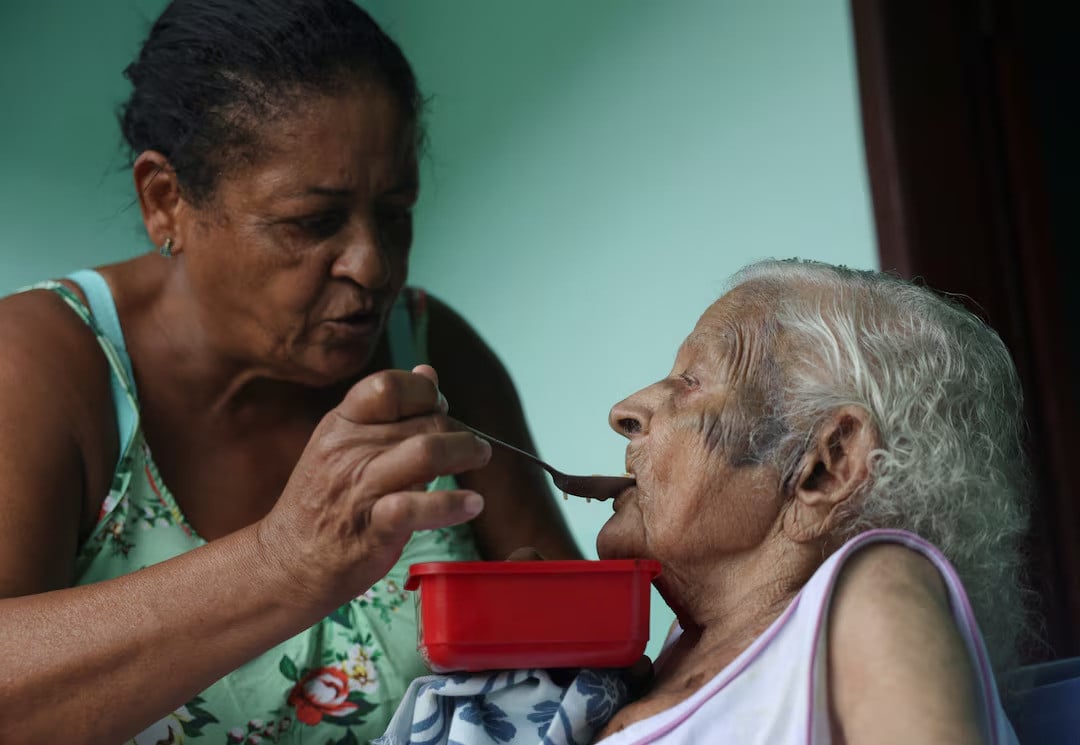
[596,286,786,569]
[176,82,418,385]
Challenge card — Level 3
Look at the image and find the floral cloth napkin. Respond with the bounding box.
[373,668,630,745]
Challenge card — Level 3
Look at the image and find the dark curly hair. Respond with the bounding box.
[119,0,422,204]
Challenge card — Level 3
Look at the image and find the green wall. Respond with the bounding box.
[363,0,878,654]
[1,1,877,657]
[0,1,165,288]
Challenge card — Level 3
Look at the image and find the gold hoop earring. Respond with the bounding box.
[159,237,174,257]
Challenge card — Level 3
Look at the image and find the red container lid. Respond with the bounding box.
[404,558,661,589]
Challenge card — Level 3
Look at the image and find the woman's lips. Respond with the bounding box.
[325,310,381,337]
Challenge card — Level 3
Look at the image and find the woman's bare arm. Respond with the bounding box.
[827,544,987,745]
[427,295,581,561]
[0,524,329,744]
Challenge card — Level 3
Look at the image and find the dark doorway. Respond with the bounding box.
[851,0,1080,661]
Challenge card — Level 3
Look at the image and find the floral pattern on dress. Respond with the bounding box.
[280,653,379,728]
[133,696,218,744]
[223,716,293,744]
[343,643,380,694]
[357,577,411,624]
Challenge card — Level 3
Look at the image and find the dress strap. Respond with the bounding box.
[65,270,138,390]
[35,271,141,468]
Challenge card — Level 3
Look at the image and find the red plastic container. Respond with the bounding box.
[405,559,662,672]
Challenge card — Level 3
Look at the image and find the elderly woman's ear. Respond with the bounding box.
[781,405,879,544]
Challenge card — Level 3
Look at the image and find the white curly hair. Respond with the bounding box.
[728,259,1030,675]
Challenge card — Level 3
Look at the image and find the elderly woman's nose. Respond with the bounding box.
[609,393,651,438]
[332,221,390,289]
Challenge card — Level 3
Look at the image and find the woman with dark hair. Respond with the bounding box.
[0,2,578,743]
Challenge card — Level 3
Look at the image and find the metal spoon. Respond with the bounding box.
[456,420,635,501]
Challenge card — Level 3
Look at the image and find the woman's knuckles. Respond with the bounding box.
[409,433,451,466]
[369,490,471,538]
[417,431,490,467]
[361,370,404,407]
[368,493,417,541]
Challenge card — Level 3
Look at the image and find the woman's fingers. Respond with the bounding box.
[367,489,485,545]
[266,365,477,608]
[335,370,441,425]
[411,364,438,385]
[412,364,449,413]
[357,431,491,500]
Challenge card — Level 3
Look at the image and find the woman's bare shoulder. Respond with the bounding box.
[827,542,985,744]
[0,288,119,593]
[0,287,117,431]
[834,542,948,600]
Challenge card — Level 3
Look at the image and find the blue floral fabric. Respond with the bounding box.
[374,669,630,745]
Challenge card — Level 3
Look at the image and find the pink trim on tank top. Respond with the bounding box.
[616,592,805,744]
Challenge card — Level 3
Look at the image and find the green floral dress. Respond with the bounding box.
[33,271,480,745]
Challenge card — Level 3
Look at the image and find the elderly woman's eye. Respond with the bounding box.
[679,372,700,389]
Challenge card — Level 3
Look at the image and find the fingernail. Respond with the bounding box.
[474,435,491,453]
[463,493,484,516]
[437,391,449,413]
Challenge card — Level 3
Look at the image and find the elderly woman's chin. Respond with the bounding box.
[595,513,646,561]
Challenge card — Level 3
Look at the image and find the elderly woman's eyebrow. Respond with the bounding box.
[682,328,737,369]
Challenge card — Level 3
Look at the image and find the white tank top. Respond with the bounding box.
[596,529,1019,745]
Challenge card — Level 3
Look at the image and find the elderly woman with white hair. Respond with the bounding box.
[378,259,1027,745]
[592,259,1027,744]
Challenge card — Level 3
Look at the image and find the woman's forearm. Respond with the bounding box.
[0,368,491,744]
[0,524,324,745]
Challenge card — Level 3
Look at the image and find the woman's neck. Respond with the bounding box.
[592,557,808,745]
[654,537,817,685]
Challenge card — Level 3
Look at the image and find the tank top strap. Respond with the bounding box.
[31,271,141,470]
